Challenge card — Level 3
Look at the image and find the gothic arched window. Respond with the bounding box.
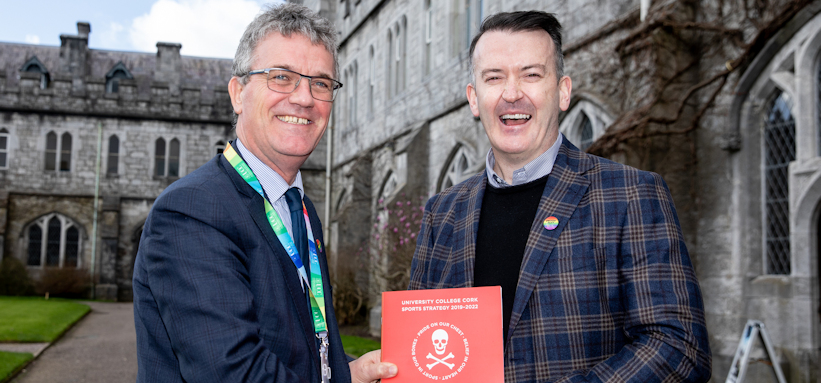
[20,56,49,89]
[817,59,821,155]
[168,138,180,177]
[764,90,795,275]
[108,135,119,174]
[155,138,166,176]
[423,0,433,76]
[60,133,72,171]
[154,137,181,177]
[559,99,613,152]
[379,171,399,203]
[45,131,71,172]
[45,132,57,171]
[46,217,61,266]
[105,62,133,93]
[0,128,8,169]
[387,17,407,98]
[386,29,393,98]
[438,145,475,192]
[579,113,594,151]
[25,213,82,268]
[347,61,358,126]
[27,225,42,266]
[368,46,375,114]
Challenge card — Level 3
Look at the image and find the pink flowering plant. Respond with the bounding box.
[366,194,426,295]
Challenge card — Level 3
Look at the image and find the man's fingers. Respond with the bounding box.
[350,350,398,383]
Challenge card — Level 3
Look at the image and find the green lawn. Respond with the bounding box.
[340,334,381,358]
[0,351,33,382]
[0,296,90,342]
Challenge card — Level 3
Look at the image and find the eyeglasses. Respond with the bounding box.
[245,68,343,102]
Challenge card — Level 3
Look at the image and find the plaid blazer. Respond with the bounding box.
[409,138,711,382]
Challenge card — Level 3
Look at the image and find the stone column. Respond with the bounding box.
[95,195,120,300]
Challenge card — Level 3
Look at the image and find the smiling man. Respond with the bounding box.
[133,4,396,383]
[409,11,712,382]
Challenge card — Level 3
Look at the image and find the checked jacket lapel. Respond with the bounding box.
[506,140,593,343]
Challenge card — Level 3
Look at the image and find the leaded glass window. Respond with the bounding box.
[27,225,42,266]
[439,145,475,192]
[168,138,180,177]
[579,113,594,151]
[45,132,57,171]
[764,90,795,275]
[0,128,8,169]
[155,137,181,177]
[25,213,82,268]
[60,133,71,171]
[46,217,61,266]
[108,135,119,174]
[818,59,821,156]
[155,138,166,176]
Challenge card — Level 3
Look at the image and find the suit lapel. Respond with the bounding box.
[507,139,592,340]
[449,173,486,288]
[220,155,320,367]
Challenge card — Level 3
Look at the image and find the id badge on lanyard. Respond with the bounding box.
[224,142,331,382]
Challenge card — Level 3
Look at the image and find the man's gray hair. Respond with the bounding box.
[232,3,339,83]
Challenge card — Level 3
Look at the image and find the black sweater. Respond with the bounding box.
[474,175,549,342]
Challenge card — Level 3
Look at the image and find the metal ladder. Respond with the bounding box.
[725,320,787,383]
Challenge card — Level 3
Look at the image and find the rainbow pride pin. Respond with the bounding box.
[543,216,559,231]
[316,239,322,252]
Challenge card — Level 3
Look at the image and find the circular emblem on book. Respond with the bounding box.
[411,322,470,380]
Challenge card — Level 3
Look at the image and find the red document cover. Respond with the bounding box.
[381,286,504,382]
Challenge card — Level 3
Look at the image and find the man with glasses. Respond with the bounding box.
[133,4,396,383]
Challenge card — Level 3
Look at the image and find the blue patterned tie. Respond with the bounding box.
[284,187,310,276]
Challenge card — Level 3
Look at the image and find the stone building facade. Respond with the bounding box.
[0,22,330,302]
[297,0,821,380]
[0,23,237,301]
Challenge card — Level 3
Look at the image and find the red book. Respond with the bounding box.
[381,286,504,382]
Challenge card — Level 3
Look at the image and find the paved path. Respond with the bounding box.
[10,301,137,383]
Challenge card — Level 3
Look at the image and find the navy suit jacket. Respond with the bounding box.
[133,154,350,383]
[409,138,711,382]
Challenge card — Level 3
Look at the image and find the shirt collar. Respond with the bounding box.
[485,133,563,188]
[234,139,304,202]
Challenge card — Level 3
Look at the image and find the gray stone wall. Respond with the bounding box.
[0,22,240,301]
[1,113,231,197]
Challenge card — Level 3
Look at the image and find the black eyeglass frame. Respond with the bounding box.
[245,67,343,102]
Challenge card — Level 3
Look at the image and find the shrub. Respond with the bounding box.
[36,268,90,299]
[0,257,35,296]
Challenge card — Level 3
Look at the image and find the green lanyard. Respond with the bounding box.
[224,142,328,333]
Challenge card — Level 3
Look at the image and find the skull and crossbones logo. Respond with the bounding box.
[426,329,455,370]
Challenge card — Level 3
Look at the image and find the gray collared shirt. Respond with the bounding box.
[485,134,563,188]
[234,139,304,240]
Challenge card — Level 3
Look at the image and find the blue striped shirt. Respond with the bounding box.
[485,133,563,188]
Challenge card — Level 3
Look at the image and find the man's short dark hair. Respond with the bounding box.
[468,11,564,82]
